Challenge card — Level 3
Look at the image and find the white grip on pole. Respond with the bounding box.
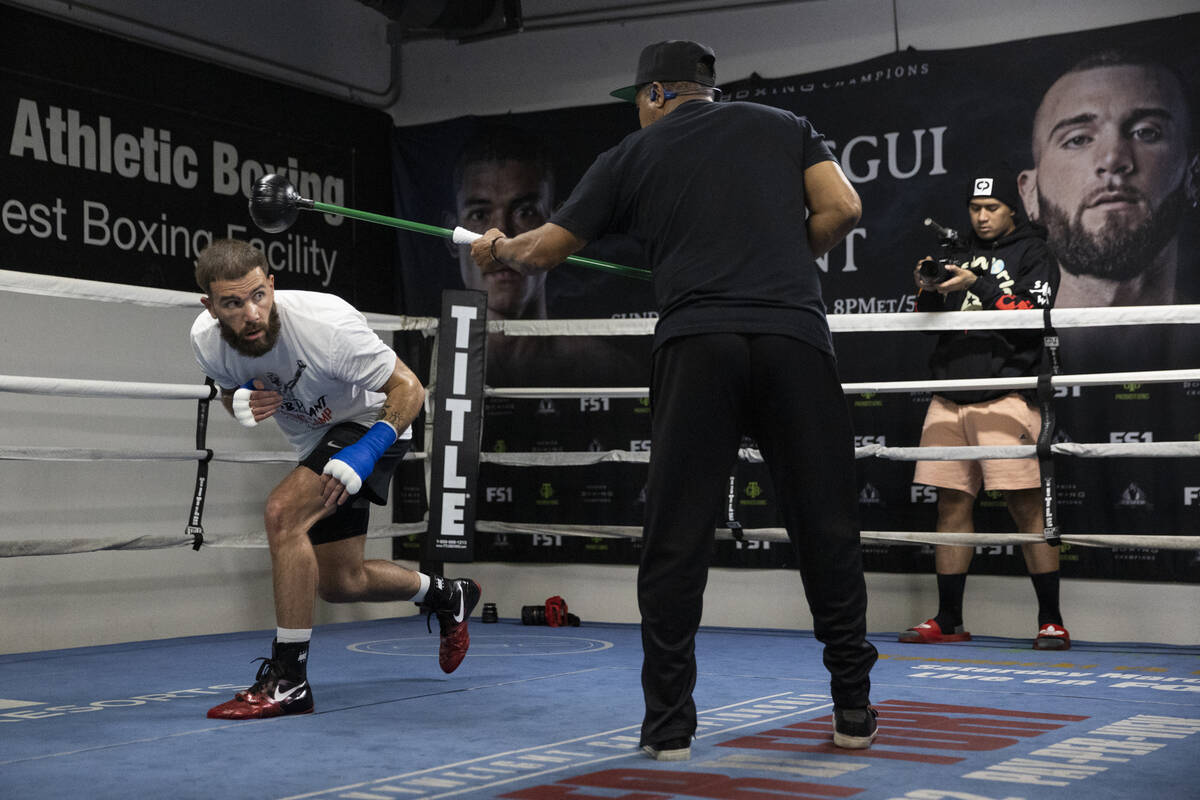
[452,226,482,244]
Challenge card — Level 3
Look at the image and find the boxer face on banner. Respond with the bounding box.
[453,158,552,319]
[1020,62,1196,286]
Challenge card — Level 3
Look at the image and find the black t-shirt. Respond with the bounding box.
[550,100,837,354]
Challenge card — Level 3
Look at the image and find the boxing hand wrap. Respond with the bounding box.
[231,380,258,428]
[322,420,398,496]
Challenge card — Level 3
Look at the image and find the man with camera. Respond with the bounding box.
[904,164,1068,650]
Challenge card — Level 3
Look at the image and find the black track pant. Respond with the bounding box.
[638,333,878,746]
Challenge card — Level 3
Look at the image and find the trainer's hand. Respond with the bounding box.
[319,421,398,507]
[231,379,282,427]
[470,228,507,272]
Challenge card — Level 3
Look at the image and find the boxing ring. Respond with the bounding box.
[2,268,1198,556]
[1,268,1199,799]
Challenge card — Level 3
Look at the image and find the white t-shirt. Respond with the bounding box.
[190,290,411,458]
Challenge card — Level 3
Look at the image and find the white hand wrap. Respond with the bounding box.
[321,459,362,496]
[232,387,257,428]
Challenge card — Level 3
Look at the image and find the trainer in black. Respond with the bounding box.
[833,706,878,749]
[641,736,691,761]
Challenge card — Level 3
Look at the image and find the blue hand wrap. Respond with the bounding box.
[327,421,397,491]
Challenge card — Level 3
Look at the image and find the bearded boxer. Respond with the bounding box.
[190,238,480,719]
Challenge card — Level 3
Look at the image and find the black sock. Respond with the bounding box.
[933,573,968,631]
[272,639,309,682]
[1030,571,1063,626]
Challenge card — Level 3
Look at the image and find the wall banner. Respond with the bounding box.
[0,4,395,313]
[392,14,1200,581]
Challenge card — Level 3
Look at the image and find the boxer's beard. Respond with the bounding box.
[1038,184,1185,281]
[220,305,281,357]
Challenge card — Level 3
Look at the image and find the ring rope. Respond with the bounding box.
[469,522,1199,550]
[0,374,215,400]
[483,368,1200,400]
[0,269,437,333]
[3,521,1193,558]
[0,447,426,463]
[6,269,1200,334]
[4,367,1194,404]
[475,441,1200,469]
[5,440,1191,465]
[0,522,430,558]
[487,306,1200,336]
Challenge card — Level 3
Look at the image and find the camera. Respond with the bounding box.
[917,257,952,284]
[919,217,968,284]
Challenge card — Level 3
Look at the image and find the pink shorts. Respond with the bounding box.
[913,392,1042,496]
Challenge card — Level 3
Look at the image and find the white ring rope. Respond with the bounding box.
[0,523,430,557]
[0,447,425,463]
[477,441,1200,468]
[470,522,1198,550]
[0,268,437,333]
[2,271,1196,556]
[4,368,1195,405]
[485,369,1200,400]
[6,268,1200,334]
[4,522,1191,557]
[487,306,1200,336]
[0,374,214,400]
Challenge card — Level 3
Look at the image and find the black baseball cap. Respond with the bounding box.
[610,40,719,103]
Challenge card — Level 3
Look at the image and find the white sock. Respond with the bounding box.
[410,573,431,604]
[276,626,312,644]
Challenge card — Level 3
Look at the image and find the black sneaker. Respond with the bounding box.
[640,736,691,761]
[421,577,482,673]
[206,657,314,719]
[833,706,878,749]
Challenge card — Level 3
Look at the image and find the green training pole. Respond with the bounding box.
[309,200,652,282]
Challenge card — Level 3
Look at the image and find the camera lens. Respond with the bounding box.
[521,605,546,625]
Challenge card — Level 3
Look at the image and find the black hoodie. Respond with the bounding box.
[916,219,1059,404]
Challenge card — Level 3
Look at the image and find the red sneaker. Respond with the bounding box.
[1034,622,1071,650]
[422,578,482,674]
[898,618,972,644]
[207,658,314,719]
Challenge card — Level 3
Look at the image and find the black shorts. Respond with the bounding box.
[299,422,411,545]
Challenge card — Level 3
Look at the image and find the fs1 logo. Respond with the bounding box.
[579,397,610,412]
[630,439,652,451]
[485,487,513,503]
[1110,431,1153,443]
[854,435,887,447]
[911,485,939,503]
[1185,487,1200,506]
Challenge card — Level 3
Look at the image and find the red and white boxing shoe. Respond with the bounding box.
[898,618,972,644]
[207,658,314,719]
[421,577,482,674]
[1033,622,1071,650]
